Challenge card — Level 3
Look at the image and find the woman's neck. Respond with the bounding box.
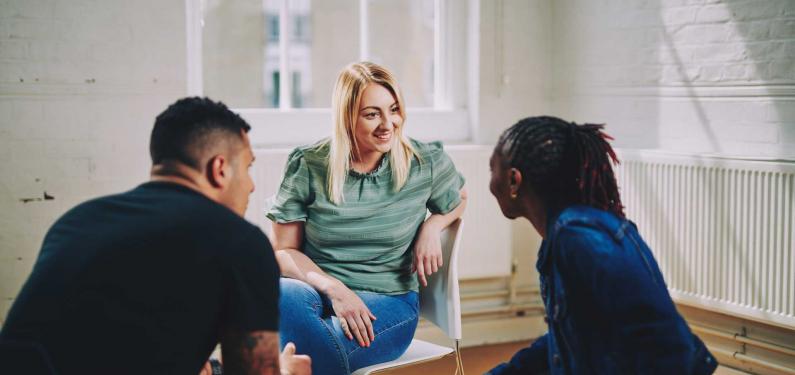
[518,193,548,238]
[351,151,385,173]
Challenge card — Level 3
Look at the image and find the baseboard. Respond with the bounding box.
[415,314,546,349]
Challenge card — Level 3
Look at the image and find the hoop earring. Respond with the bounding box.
[510,192,518,199]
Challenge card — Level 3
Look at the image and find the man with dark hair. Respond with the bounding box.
[0,97,311,375]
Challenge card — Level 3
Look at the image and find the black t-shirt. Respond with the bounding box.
[1,182,280,374]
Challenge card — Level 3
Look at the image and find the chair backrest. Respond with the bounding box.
[419,218,463,340]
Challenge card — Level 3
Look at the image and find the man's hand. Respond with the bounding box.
[412,221,443,287]
[199,360,213,375]
[327,282,377,348]
[199,358,222,375]
[279,342,311,375]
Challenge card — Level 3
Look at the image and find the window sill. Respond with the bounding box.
[237,107,471,147]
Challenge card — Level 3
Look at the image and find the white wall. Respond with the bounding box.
[462,0,795,298]
[551,0,795,159]
[0,0,186,322]
[2,0,793,323]
[476,0,553,144]
[476,0,553,287]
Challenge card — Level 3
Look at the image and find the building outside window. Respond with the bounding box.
[191,0,470,145]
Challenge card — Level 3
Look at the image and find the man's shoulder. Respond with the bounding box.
[61,182,258,235]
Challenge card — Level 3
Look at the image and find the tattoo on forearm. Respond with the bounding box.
[222,331,281,375]
[244,335,261,351]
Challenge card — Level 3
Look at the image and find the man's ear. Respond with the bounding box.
[206,155,228,188]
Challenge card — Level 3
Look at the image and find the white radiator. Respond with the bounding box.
[244,145,513,280]
[615,150,795,329]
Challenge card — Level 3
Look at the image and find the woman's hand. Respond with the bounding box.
[328,282,377,347]
[412,221,443,287]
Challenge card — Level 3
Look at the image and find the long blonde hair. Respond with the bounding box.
[327,62,418,204]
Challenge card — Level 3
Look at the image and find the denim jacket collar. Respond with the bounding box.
[535,206,562,274]
[535,205,633,274]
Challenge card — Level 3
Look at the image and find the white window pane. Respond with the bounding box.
[289,0,359,108]
[367,0,435,108]
[202,0,277,108]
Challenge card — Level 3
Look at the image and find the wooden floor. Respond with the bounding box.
[383,340,531,375]
[377,340,750,375]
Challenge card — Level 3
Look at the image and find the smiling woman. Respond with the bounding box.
[352,85,401,165]
[327,62,418,205]
[265,62,468,375]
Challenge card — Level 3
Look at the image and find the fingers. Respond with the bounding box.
[348,315,366,347]
[199,361,211,375]
[353,314,371,347]
[283,342,296,356]
[424,257,433,277]
[340,318,353,341]
[293,354,312,375]
[363,312,375,342]
[417,260,427,287]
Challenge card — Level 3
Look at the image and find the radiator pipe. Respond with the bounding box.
[509,259,519,306]
[689,323,795,357]
[460,286,539,301]
[709,346,795,375]
[461,303,544,318]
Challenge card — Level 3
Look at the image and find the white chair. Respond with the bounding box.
[353,219,464,375]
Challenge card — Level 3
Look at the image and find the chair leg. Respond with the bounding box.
[454,339,465,375]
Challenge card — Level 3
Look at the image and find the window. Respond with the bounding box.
[267,14,279,42]
[187,0,471,145]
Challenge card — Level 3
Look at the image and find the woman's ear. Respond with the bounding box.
[509,168,523,197]
[206,155,228,188]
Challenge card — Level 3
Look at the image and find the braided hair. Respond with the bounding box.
[496,116,625,218]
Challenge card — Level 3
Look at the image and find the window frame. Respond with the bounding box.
[186,0,472,146]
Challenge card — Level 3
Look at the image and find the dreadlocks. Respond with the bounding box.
[496,116,625,218]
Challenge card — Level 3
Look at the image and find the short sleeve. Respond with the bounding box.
[223,228,280,332]
[426,141,466,214]
[267,148,313,223]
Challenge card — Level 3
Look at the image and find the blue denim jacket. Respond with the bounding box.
[488,206,717,374]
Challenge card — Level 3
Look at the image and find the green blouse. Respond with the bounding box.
[267,138,465,294]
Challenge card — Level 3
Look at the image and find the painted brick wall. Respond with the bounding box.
[551,0,795,159]
[0,0,186,322]
[478,0,553,144]
[477,0,552,288]
[2,0,792,324]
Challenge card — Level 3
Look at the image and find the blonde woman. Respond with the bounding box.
[267,62,467,374]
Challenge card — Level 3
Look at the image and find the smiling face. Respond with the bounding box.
[352,83,402,159]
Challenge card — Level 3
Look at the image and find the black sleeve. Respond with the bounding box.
[222,227,281,332]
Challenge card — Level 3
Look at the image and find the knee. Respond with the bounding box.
[280,278,322,307]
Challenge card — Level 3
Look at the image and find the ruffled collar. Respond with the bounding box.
[348,153,391,178]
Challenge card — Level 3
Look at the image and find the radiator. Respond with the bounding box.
[244,145,513,280]
[615,150,795,329]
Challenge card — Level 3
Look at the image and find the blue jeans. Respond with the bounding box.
[279,278,419,375]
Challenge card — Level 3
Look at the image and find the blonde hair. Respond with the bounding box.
[327,62,419,204]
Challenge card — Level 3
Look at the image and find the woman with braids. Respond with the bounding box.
[486,116,717,374]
